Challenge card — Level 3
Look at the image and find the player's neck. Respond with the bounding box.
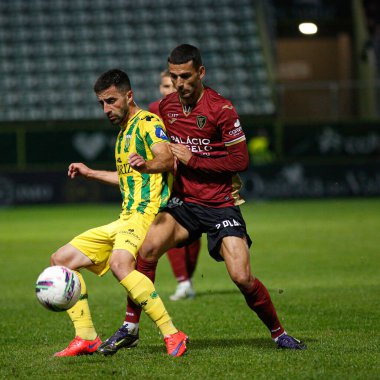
[128,103,141,119]
[180,85,204,115]
[122,103,141,125]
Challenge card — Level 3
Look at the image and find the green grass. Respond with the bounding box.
[1,199,379,379]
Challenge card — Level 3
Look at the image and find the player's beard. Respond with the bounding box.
[108,104,129,125]
[179,83,203,106]
[108,115,123,125]
[180,92,200,109]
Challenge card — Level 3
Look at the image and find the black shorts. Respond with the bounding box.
[163,197,252,262]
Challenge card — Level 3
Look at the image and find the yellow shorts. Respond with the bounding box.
[70,212,156,276]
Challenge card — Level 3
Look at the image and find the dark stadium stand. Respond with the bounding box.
[0,0,275,121]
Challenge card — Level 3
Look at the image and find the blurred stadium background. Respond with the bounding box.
[1,0,379,206]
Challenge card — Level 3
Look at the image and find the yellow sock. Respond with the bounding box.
[121,270,177,336]
[66,271,97,340]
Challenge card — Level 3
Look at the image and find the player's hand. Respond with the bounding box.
[170,143,193,165]
[68,163,91,179]
[128,152,147,172]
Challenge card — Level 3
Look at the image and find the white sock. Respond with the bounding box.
[273,331,287,342]
[178,279,192,288]
[122,322,139,335]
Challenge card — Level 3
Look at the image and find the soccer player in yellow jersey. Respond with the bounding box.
[50,69,188,357]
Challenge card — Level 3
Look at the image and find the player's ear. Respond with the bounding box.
[199,66,205,79]
[126,90,133,103]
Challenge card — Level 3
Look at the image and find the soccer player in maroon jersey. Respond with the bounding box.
[149,69,200,301]
[99,44,306,354]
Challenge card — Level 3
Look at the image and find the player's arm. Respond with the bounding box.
[170,140,249,174]
[170,103,249,173]
[68,162,119,185]
[128,142,174,174]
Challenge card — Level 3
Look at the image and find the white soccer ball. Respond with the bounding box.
[35,266,81,312]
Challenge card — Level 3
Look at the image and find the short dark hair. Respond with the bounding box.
[94,69,131,94]
[168,44,202,70]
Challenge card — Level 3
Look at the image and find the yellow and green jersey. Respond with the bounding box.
[115,110,171,217]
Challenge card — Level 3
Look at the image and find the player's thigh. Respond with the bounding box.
[111,213,156,274]
[220,236,252,284]
[114,212,156,260]
[51,243,93,269]
[140,211,189,259]
[67,222,117,276]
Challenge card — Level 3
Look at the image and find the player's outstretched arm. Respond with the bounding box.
[68,163,119,185]
[170,140,249,174]
[128,142,174,174]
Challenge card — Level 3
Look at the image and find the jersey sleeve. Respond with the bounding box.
[187,140,249,173]
[143,114,170,149]
[218,104,246,146]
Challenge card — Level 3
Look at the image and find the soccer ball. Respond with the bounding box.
[35,266,81,312]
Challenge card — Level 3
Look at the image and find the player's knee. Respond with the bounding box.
[50,249,66,266]
[231,271,252,291]
[109,250,135,279]
[109,254,122,272]
[50,252,57,266]
[109,255,120,275]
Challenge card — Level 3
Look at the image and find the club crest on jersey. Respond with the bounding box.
[196,115,207,129]
[155,126,169,140]
[124,135,132,151]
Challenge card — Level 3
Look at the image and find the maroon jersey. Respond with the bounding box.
[159,87,249,207]
[148,99,161,117]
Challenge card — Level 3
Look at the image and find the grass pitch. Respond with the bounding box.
[0,199,379,379]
